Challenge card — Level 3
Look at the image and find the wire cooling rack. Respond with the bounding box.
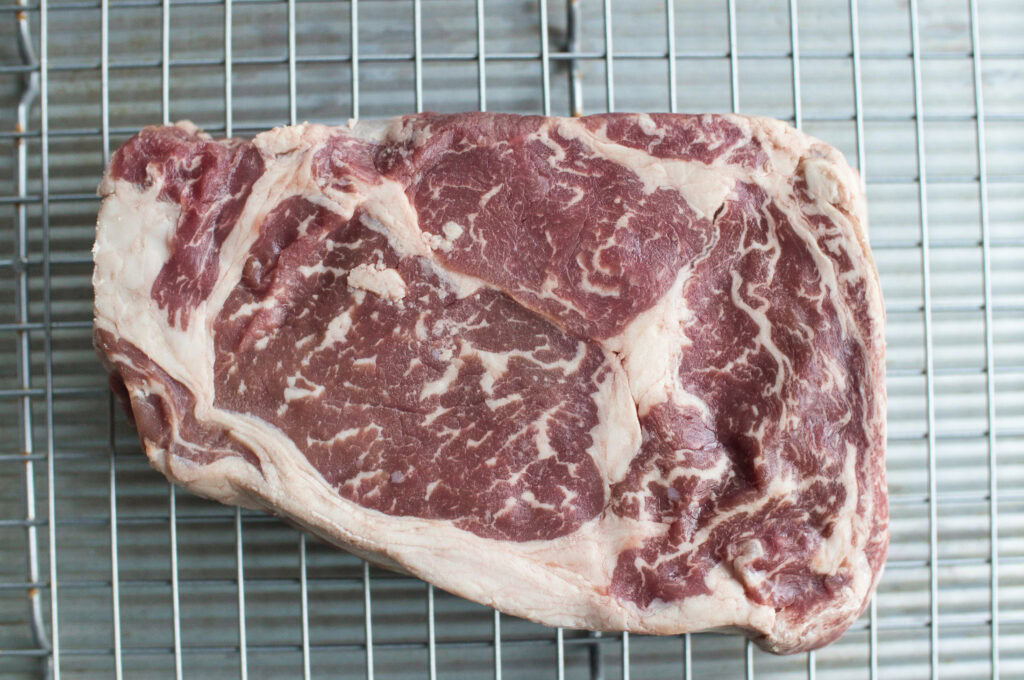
[1,0,1023,678]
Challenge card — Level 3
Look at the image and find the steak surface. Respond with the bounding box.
[93,113,887,653]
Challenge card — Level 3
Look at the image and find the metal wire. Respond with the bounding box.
[620,631,629,680]
[235,508,248,679]
[98,4,126,677]
[224,0,234,137]
[299,535,311,680]
[556,626,565,680]
[848,0,866,179]
[167,484,183,680]
[4,113,1024,142]
[107,393,123,680]
[538,0,551,116]
[602,0,613,112]
[363,560,374,680]
[413,0,423,114]
[907,3,940,677]
[869,598,878,680]
[664,0,676,113]
[727,0,739,112]
[287,0,297,125]
[967,1,1000,673]
[788,0,801,131]
[682,633,692,680]
[426,583,437,680]
[13,3,47,678]
[5,45,1024,73]
[566,0,582,116]
[157,6,184,676]
[475,0,486,111]
[36,0,63,676]
[350,0,359,119]
[492,610,501,680]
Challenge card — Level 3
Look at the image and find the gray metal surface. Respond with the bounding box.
[1,0,1023,678]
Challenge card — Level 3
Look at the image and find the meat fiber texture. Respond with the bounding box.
[93,112,887,654]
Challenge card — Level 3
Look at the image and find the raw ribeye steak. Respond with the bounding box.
[93,113,887,653]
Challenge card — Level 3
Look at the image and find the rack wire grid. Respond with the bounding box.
[1,0,1023,678]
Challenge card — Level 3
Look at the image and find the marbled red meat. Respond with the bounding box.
[93,113,887,653]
